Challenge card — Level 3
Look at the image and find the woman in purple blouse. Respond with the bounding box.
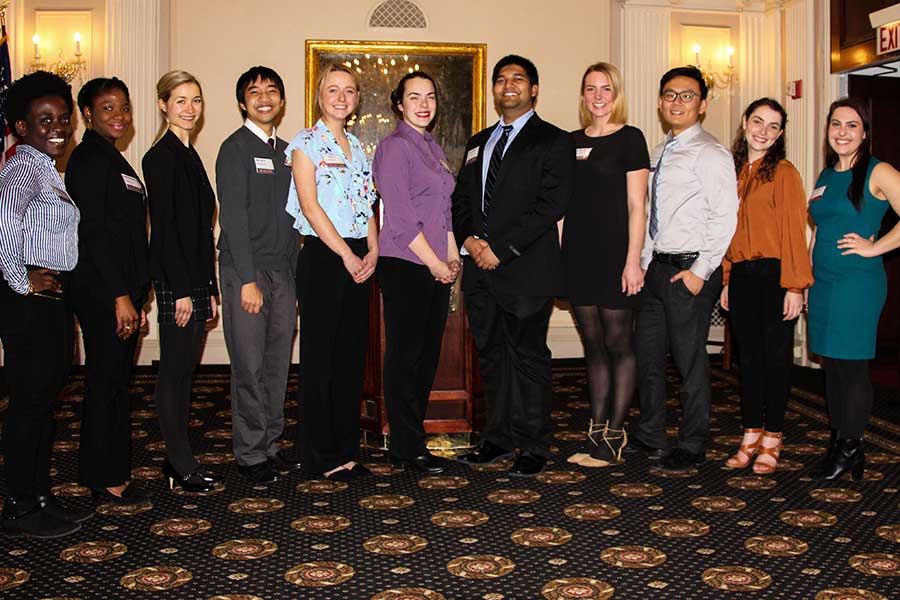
[373,71,459,475]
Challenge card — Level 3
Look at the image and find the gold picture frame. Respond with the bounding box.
[305,39,486,171]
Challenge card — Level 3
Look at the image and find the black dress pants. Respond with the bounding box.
[156,319,206,476]
[464,268,554,458]
[634,261,722,454]
[296,236,370,475]
[0,282,73,500]
[378,257,450,460]
[728,259,795,432]
[71,289,143,488]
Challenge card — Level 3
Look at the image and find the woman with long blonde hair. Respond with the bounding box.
[143,70,221,493]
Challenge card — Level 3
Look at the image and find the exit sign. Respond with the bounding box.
[878,20,900,55]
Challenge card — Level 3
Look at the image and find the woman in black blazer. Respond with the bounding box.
[142,70,220,493]
[68,77,151,505]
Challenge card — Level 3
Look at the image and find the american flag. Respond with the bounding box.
[0,13,16,170]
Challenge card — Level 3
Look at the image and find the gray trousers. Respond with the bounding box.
[221,263,297,466]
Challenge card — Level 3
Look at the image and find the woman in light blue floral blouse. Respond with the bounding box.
[285,63,378,481]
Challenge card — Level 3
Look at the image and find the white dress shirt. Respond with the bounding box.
[640,122,738,280]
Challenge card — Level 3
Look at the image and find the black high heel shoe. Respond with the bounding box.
[809,428,838,479]
[162,461,215,493]
[812,437,865,482]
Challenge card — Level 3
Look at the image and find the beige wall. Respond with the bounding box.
[170,0,611,174]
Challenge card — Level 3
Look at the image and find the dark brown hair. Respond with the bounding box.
[824,97,872,212]
[731,97,787,183]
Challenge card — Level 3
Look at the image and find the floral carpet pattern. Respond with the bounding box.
[0,361,898,599]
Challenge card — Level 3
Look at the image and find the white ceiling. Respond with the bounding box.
[852,59,900,77]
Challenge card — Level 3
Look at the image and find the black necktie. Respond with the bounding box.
[482,125,514,239]
[267,138,276,150]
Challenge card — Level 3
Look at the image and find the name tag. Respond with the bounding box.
[284,154,292,167]
[322,153,346,168]
[465,146,480,165]
[254,157,275,174]
[576,147,592,160]
[121,173,143,193]
[809,185,827,203]
[51,184,73,205]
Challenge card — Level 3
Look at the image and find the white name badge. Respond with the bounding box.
[465,146,480,165]
[284,155,292,167]
[121,173,143,193]
[576,147,592,160]
[254,157,275,174]
[809,185,827,203]
[322,153,346,168]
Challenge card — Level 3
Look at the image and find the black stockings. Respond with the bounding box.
[822,357,873,439]
[573,306,636,431]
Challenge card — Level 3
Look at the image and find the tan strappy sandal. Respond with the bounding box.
[580,428,627,468]
[567,419,606,464]
[752,431,782,475]
[725,428,763,469]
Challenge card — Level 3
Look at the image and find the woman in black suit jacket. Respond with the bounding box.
[142,70,219,493]
[68,77,151,505]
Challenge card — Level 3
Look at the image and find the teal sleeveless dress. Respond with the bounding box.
[808,159,887,360]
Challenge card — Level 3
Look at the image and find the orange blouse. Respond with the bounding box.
[722,159,813,292]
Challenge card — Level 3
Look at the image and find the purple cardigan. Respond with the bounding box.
[373,120,455,265]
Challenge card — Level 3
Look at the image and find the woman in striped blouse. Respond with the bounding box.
[0,71,92,538]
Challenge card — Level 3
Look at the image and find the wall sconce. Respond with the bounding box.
[29,31,86,84]
[692,43,737,99]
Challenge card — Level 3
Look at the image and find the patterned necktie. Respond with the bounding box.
[482,125,514,239]
[649,137,676,240]
[267,138,276,150]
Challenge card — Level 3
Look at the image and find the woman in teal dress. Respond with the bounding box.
[807,97,900,481]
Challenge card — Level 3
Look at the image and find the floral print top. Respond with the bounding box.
[284,119,376,239]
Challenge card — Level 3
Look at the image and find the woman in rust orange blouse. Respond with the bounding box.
[720,98,813,474]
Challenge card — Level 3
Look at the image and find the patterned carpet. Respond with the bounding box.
[0,359,898,599]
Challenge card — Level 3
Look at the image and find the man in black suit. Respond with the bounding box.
[452,55,575,477]
[216,66,300,484]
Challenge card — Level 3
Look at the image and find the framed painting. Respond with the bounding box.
[305,39,487,171]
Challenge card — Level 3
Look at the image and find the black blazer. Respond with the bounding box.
[67,128,150,302]
[452,113,575,298]
[143,130,218,299]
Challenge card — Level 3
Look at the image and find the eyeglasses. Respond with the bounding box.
[661,90,699,103]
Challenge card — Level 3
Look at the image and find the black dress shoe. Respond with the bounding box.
[391,454,446,475]
[455,441,515,465]
[238,462,280,484]
[657,448,705,473]
[508,453,547,477]
[161,461,215,493]
[91,482,153,506]
[36,494,93,523]
[622,437,668,460]
[2,498,80,539]
[269,451,302,472]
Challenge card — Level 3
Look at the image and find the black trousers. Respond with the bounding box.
[221,264,296,467]
[71,289,143,488]
[464,268,554,458]
[156,319,206,476]
[378,257,450,460]
[634,261,722,454]
[823,357,873,439]
[296,236,370,475]
[0,281,73,500]
[728,259,795,432]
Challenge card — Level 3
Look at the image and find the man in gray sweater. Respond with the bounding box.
[216,66,300,483]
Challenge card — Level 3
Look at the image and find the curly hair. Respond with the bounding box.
[76,77,130,114]
[731,98,787,183]
[4,70,74,137]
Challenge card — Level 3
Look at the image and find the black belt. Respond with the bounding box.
[652,251,699,269]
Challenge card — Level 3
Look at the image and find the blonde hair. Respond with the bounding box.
[579,62,627,127]
[153,70,203,142]
[315,63,360,120]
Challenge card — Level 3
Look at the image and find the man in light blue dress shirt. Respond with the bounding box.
[626,66,739,473]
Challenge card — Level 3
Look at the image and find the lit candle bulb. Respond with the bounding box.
[32,34,40,59]
[74,32,82,56]
[692,44,701,67]
[726,45,734,67]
